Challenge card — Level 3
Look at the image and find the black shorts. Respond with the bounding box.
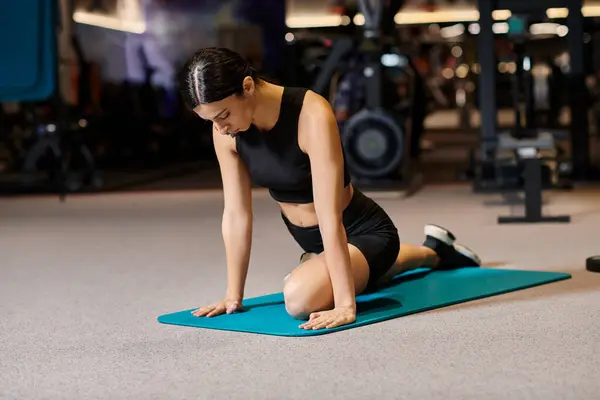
[281,187,400,288]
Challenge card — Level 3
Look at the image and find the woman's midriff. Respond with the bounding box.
[278,184,355,228]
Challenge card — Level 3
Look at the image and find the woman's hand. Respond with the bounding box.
[191,297,242,318]
[299,306,356,330]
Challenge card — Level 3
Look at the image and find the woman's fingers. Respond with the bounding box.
[206,304,225,317]
[192,297,243,318]
[299,309,355,330]
[192,307,211,317]
[300,315,332,330]
[313,316,334,330]
[192,303,221,317]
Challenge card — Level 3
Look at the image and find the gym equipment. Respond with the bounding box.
[586,256,600,273]
[0,0,101,198]
[473,0,583,223]
[496,145,570,223]
[311,0,417,183]
[476,0,589,179]
[341,108,404,178]
[312,37,355,98]
[484,132,571,223]
[0,0,56,101]
[158,267,571,337]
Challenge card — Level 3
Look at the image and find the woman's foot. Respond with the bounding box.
[422,224,481,270]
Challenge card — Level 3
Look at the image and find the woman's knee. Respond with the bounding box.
[282,273,319,319]
[282,247,371,319]
[282,279,307,319]
[282,258,334,319]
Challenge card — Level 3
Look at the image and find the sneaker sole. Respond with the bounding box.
[424,224,456,245]
[454,243,482,266]
[299,252,318,264]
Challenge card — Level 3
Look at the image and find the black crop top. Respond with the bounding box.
[235,86,351,204]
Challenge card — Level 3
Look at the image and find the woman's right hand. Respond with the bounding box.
[191,297,243,318]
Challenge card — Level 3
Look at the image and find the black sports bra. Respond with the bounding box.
[235,86,351,204]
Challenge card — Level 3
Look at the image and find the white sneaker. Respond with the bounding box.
[424,224,456,245]
[423,225,481,269]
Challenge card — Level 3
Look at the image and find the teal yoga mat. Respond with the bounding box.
[157,268,571,336]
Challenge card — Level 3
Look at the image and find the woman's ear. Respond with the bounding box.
[242,76,255,96]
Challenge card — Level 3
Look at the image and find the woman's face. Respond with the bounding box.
[193,77,256,136]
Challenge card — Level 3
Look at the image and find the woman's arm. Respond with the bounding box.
[298,92,356,312]
[213,127,253,301]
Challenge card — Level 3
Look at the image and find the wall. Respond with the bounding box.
[74,0,267,87]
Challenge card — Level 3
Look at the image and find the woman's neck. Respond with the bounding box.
[251,81,284,132]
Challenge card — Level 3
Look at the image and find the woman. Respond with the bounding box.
[180,48,481,331]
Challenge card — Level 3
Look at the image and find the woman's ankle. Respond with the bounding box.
[420,246,440,268]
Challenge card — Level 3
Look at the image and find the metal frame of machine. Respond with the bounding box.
[474,0,586,223]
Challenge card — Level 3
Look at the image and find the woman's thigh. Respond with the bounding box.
[282,244,370,319]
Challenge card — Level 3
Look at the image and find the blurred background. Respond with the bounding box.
[1,0,599,196]
[5,4,600,398]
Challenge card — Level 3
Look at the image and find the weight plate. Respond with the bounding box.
[586,255,600,273]
[342,108,404,179]
[355,128,388,160]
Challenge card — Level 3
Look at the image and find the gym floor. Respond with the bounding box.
[2,183,600,399]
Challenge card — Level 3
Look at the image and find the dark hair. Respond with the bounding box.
[179,47,259,109]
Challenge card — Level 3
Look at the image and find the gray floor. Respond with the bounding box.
[2,185,600,400]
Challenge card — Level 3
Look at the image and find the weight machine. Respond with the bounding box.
[312,0,421,188]
[0,0,101,198]
[473,0,586,223]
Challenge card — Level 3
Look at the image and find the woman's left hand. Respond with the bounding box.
[299,306,356,330]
